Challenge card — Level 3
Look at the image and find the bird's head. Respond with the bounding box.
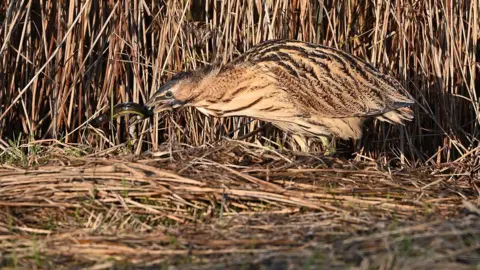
[144,71,198,113]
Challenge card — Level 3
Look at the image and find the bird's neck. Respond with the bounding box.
[188,64,275,118]
[187,65,246,110]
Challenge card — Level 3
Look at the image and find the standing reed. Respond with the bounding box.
[0,0,478,164]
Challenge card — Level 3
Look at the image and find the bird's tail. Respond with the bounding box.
[376,107,414,125]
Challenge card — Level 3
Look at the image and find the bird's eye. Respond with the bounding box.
[164,91,173,98]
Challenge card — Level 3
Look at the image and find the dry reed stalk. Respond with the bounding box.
[0,0,478,164]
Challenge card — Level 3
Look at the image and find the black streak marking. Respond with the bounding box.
[222,96,264,114]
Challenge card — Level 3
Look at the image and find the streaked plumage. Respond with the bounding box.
[145,39,414,152]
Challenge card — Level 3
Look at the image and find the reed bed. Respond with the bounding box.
[0,0,478,162]
[0,0,479,268]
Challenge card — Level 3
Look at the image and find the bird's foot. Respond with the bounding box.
[319,136,336,156]
[323,145,336,156]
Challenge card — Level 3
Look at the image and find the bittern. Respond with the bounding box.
[96,39,414,154]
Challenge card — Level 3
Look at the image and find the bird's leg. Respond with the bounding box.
[292,134,309,152]
[319,135,336,156]
[354,138,363,153]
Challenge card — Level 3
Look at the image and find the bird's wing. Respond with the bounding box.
[250,58,413,119]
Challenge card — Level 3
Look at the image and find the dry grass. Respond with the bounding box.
[1,0,480,268]
[0,141,479,269]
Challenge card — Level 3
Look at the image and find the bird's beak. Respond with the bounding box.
[145,95,182,114]
[145,99,170,114]
[151,102,172,113]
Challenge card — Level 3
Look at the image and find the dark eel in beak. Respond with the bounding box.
[90,102,153,128]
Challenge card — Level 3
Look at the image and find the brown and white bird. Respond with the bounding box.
[144,39,414,153]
